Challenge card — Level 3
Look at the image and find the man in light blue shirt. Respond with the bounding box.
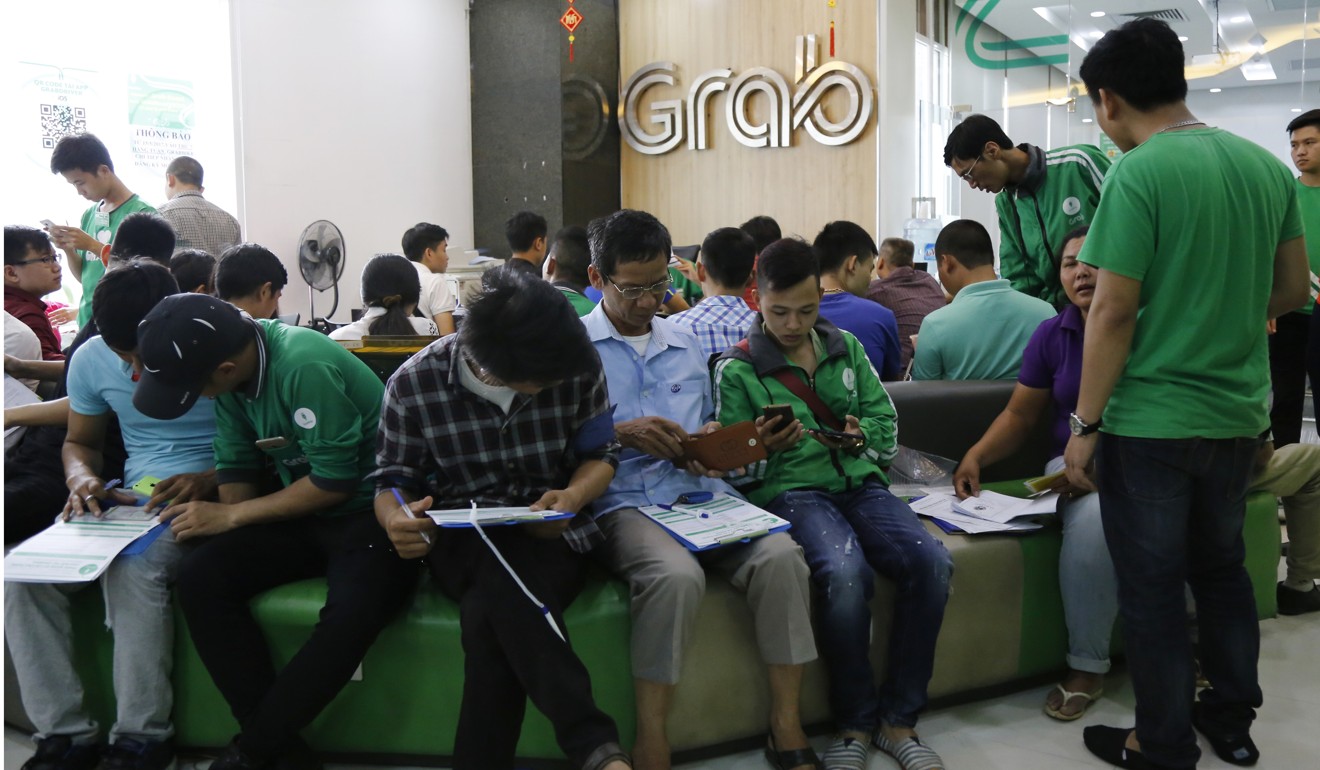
[6,261,216,770]
[583,210,818,770]
[912,220,1056,380]
[669,227,759,361]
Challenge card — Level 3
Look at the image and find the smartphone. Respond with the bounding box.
[255,436,290,450]
[40,219,56,230]
[809,427,865,449]
[762,403,795,428]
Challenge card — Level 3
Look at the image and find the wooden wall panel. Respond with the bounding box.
[619,0,879,247]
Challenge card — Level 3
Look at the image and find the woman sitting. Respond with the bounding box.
[330,254,440,342]
[953,225,1117,722]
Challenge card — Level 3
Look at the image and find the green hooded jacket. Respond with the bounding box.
[712,317,898,507]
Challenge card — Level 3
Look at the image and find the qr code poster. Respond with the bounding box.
[40,104,88,149]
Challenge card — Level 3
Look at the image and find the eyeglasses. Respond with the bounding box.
[608,276,671,300]
[16,254,61,267]
[958,155,983,182]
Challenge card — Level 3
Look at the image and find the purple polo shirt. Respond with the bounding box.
[1017,304,1083,457]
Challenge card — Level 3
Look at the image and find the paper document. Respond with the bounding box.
[638,492,790,551]
[4,507,160,583]
[1024,470,1067,495]
[906,493,1046,534]
[425,507,574,528]
[953,490,1058,523]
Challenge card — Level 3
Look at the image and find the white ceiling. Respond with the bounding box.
[954,0,1320,91]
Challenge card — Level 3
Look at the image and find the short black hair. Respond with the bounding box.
[110,212,176,266]
[1287,109,1320,134]
[165,156,204,187]
[505,211,549,253]
[756,238,820,292]
[401,222,449,262]
[169,249,216,293]
[4,225,52,266]
[1051,225,1091,273]
[461,268,599,385]
[361,254,423,336]
[92,259,180,351]
[549,225,591,286]
[943,114,1013,165]
[739,215,782,254]
[588,209,672,277]
[935,219,995,270]
[699,227,757,288]
[880,237,915,268]
[1080,18,1187,112]
[50,133,113,175]
[813,220,878,274]
[215,243,288,300]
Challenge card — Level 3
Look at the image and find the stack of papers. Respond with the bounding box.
[4,507,161,583]
[425,507,574,527]
[908,489,1058,534]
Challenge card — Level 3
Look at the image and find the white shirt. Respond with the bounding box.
[456,354,518,413]
[4,311,43,391]
[329,306,438,341]
[412,260,456,320]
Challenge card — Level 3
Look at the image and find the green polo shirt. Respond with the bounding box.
[1296,179,1320,314]
[1079,128,1302,439]
[557,285,597,317]
[76,194,155,327]
[213,319,384,516]
[911,278,1056,381]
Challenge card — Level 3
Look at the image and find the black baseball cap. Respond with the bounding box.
[133,293,254,420]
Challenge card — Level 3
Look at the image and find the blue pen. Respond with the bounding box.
[104,479,122,492]
[391,488,431,545]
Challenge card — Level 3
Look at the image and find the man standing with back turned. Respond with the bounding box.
[1063,19,1308,770]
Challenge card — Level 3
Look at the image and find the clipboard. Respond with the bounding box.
[638,492,790,552]
[424,507,575,528]
[671,421,766,471]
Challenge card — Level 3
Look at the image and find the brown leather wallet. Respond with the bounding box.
[673,421,767,471]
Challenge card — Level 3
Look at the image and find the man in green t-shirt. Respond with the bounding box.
[46,134,156,328]
[1062,19,1310,770]
[944,114,1110,308]
[1270,109,1320,447]
[132,293,417,770]
[546,225,597,316]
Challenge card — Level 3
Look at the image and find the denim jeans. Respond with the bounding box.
[5,528,184,744]
[766,480,952,731]
[1046,456,1118,675]
[1097,434,1263,769]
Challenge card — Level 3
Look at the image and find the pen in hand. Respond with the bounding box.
[391,488,431,545]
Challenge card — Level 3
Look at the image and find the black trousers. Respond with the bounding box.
[1269,311,1316,447]
[176,512,418,759]
[428,528,619,770]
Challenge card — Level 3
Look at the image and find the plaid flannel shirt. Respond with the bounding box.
[368,336,619,552]
[667,295,757,361]
[157,191,242,259]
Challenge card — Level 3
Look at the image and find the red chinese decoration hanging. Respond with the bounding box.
[828,0,837,57]
[561,1,583,63]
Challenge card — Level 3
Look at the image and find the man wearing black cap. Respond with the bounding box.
[133,293,417,770]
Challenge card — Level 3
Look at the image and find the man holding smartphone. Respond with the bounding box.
[714,238,952,770]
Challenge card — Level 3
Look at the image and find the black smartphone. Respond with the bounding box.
[762,403,795,428]
[809,427,865,449]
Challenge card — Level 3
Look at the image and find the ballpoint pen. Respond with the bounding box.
[391,488,431,545]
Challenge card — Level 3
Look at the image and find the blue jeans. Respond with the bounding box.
[766,480,952,731]
[1097,435,1263,769]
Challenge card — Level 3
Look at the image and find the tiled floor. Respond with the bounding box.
[7,589,1318,769]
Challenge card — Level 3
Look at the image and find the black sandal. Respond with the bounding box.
[764,733,823,770]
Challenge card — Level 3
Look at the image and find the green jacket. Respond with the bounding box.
[995,143,1110,307]
[711,318,898,506]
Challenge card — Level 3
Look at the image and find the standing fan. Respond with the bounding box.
[297,220,346,325]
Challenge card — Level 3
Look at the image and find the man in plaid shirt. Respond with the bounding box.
[668,227,758,361]
[370,270,630,770]
[157,157,241,260]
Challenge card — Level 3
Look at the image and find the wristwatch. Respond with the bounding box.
[1069,412,1102,437]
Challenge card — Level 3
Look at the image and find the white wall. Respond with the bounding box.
[231,0,474,323]
[1188,83,1319,168]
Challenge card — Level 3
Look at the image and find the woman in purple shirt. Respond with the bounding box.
[953,226,1118,722]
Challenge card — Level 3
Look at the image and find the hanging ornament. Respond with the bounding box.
[561,1,583,63]
[828,0,837,57]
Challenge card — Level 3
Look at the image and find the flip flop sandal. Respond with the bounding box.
[764,734,823,770]
[871,731,945,770]
[1043,682,1104,721]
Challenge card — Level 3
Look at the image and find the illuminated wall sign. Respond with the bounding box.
[620,34,874,155]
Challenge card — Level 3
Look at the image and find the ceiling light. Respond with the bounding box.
[1230,15,1248,23]
[1090,11,1105,18]
[1294,108,1305,113]
[1210,88,1222,93]
[1178,36,1189,42]
[1082,118,1093,123]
